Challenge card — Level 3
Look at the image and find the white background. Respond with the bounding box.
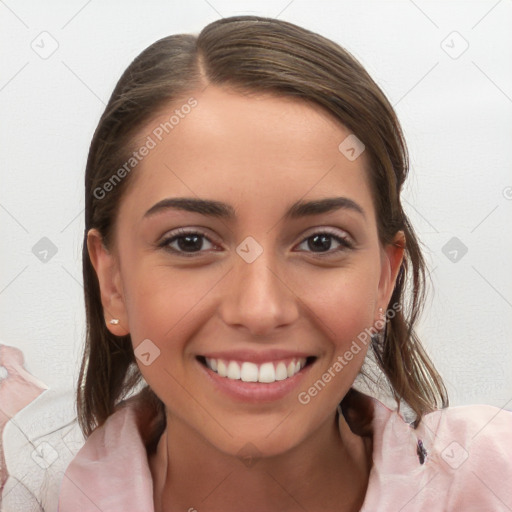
[1,0,511,410]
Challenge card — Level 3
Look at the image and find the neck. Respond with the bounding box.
[150,409,372,512]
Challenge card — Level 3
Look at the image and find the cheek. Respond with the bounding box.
[292,269,379,426]
[121,263,222,364]
[124,253,381,360]
[329,292,376,348]
[299,262,380,344]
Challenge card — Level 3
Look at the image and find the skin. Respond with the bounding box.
[88,86,404,511]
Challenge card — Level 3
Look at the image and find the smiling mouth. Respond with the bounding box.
[197,356,316,384]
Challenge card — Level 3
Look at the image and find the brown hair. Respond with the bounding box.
[78,15,448,441]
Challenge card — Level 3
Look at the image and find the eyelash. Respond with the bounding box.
[158,227,354,258]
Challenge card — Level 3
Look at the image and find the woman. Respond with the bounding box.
[4,15,510,512]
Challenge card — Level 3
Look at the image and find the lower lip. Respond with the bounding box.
[197,359,314,403]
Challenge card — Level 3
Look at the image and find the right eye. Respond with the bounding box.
[159,228,220,257]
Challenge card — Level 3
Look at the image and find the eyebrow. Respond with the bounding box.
[143,196,365,221]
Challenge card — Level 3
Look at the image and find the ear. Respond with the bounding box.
[377,230,405,315]
[87,228,130,336]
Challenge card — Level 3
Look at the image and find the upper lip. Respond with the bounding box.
[199,349,316,364]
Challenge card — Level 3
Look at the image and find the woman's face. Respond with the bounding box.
[89,86,403,457]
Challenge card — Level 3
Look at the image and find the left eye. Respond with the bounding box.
[159,229,353,257]
[295,231,353,255]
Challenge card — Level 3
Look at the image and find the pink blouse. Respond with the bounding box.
[58,396,512,511]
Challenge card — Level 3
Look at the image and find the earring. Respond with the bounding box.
[109,319,120,325]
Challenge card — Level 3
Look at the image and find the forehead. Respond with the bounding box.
[119,86,374,222]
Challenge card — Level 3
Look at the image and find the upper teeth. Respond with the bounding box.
[205,358,307,383]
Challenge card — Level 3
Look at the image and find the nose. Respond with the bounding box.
[218,250,299,337]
